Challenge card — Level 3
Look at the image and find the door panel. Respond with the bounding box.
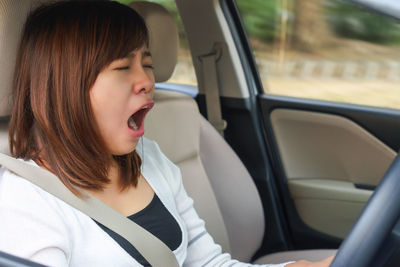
[289,179,372,239]
[269,108,395,239]
[270,109,396,186]
[259,94,400,246]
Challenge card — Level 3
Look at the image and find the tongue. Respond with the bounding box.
[128,116,139,130]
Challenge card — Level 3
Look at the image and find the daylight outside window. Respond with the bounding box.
[236,0,400,109]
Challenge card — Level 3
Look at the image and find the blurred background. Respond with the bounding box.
[119,0,400,109]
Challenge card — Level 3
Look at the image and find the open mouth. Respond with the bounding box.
[128,103,154,131]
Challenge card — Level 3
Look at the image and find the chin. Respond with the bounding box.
[111,141,139,156]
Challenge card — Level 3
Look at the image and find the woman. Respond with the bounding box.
[0,1,332,266]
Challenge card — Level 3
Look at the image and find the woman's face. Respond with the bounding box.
[90,46,155,155]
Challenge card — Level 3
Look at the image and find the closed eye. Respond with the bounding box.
[114,66,130,71]
[143,64,154,69]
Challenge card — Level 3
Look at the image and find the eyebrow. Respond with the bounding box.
[143,51,152,58]
[126,50,152,59]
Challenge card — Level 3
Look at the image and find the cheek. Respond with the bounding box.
[90,90,124,132]
[149,71,155,87]
[89,90,127,154]
[147,72,156,97]
[90,80,115,109]
[89,88,107,126]
[88,72,139,155]
[90,75,127,120]
[89,80,122,136]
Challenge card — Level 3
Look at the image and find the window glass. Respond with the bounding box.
[116,0,197,85]
[236,0,400,109]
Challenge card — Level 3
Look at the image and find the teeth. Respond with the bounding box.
[128,116,139,130]
[142,105,149,109]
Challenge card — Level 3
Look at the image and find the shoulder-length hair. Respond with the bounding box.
[9,1,149,196]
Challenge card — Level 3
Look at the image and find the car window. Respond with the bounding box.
[235,0,400,109]
[116,0,197,86]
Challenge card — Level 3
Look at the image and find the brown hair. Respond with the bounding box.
[9,1,149,196]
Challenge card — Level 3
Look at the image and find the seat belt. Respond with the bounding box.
[0,153,179,267]
[200,43,227,136]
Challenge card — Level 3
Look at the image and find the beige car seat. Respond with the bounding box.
[0,0,335,265]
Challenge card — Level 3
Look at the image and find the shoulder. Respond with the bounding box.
[0,162,45,204]
[0,160,74,262]
[139,138,183,195]
[0,160,72,224]
[139,137,170,164]
[139,137,175,171]
[1,161,52,205]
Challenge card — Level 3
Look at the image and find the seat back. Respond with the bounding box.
[144,90,265,261]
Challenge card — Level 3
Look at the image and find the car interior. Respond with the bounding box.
[1,0,400,266]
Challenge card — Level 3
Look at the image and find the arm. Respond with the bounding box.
[0,170,70,267]
[286,257,334,267]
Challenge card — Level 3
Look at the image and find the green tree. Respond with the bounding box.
[327,1,400,44]
[236,0,277,42]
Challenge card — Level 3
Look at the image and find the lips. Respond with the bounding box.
[127,102,154,131]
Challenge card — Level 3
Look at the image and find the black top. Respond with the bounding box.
[95,194,182,266]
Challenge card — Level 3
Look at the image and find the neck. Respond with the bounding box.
[106,159,121,187]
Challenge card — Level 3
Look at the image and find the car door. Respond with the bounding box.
[221,0,400,253]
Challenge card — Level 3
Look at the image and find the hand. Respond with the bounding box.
[285,256,334,267]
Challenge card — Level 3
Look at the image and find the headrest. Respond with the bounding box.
[0,0,47,117]
[130,1,178,83]
[0,1,178,117]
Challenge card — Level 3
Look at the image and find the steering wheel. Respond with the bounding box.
[331,153,400,266]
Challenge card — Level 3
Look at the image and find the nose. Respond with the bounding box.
[132,67,154,95]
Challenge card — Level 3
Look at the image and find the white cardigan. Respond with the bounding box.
[0,138,292,267]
